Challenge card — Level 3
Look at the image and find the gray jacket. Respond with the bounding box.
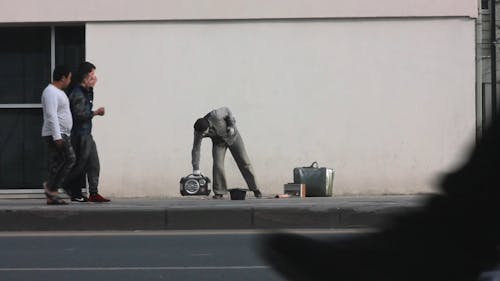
[192,107,238,170]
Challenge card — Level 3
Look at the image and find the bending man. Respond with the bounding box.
[191,107,262,199]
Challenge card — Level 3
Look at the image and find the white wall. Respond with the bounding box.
[0,0,477,23]
[86,18,476,197]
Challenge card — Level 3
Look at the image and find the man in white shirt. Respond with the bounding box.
[41,65,76,205]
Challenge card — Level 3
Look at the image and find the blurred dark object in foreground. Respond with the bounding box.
[260,113,500,281]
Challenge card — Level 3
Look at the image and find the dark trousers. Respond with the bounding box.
[212,133,259,195]
[44,135,76,192]
[65,134,100,196]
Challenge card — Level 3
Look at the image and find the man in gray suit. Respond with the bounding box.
[191,107,262,199]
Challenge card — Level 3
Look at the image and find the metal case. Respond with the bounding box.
[293,162,334,197]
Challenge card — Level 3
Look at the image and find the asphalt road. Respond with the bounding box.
[0,229,364,281]
[1,229,499,281]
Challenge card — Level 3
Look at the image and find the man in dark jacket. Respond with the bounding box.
[65,62,110,202]
[192,107,262,199]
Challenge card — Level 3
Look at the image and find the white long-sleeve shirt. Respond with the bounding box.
[41,84,72,140]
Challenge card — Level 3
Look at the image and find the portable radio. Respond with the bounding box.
[180,174,211,196]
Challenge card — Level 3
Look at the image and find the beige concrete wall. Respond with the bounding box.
[86,18,476,197]
[0,0,477,23]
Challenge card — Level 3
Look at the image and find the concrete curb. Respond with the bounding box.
[0,196,425,231]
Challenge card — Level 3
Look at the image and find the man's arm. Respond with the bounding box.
[191,131,204,173]
[221,107,236,136]
[69,91,94,121]
[42,92,62,141]
[221,107,236,127]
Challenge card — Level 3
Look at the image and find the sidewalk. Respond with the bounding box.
[0,195,426,231]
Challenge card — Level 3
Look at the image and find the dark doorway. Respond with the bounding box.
[0,26,85,189]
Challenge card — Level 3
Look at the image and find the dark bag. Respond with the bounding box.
[293,162,334,197]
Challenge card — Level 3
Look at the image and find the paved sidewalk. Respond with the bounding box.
[0,195,426,231]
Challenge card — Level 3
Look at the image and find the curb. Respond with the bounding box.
[0,201,421,231]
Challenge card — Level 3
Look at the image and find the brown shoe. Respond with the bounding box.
[45,192,68,205]
[212,194,224,199]
[43,182,67,205]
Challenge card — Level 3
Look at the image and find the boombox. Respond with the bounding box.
[180,174,211,196]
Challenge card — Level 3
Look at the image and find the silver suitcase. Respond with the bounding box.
[293,162,334,197]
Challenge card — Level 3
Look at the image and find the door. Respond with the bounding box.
[0,26,85,189]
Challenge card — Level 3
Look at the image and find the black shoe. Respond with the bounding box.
[253,190,262,198]
[212,194,223,199]
[71,195,88,202]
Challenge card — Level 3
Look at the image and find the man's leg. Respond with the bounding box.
[51,135,76,191]
[212,143,228,196]
[44,137,61,193]
[65,135,88,198]
[85,135,100,195]
[86,135,110,202]
[66,173,86,198]
[228,133,261,197]
[44,135,75,204]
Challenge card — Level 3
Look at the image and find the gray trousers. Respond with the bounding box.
[44,135,76,192]
[212,133,258,194]
[65,134,100,196]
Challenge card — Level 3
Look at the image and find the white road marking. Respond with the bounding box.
[0,228,373,237]
[0,266,270,271]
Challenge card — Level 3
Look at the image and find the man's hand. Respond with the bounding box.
[227,127,235,136]
[94,107,105,116]
[88,74,98,88]
[193,170,201,176]
[54,139,64,150]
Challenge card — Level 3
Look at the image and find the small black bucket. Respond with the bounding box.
[229,188,247,200]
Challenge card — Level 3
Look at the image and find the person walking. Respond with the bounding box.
[41,65,76,205]
[191,107,262,199]
[65,61,110,202]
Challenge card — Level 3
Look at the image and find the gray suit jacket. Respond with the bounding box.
[192,107,239,170]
